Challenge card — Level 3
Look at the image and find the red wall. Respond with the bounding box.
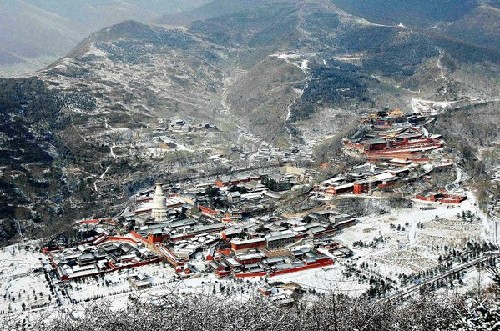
[231,240,266,251]
[270,259,334,277]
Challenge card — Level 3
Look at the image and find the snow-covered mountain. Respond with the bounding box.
[0,0,211,76]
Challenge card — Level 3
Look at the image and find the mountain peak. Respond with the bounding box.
[93,20,156,42]
[64,20,158,59]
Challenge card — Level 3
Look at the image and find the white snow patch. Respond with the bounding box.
[270,53,311,73]
[86,44,107,57]
[99,165,111,179]
[271,264,369,295]
[411,98,458,115]
[300,59,309,73]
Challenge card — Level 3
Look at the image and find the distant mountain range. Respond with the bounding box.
[0,0,210,76]
[47,0,498,141]
[2,0,499,77]
[158,0,499,51]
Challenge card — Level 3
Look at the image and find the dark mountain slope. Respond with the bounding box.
[0,78,90,243]
[443,5,500,51]
[330,0,478,27]
[157,0,281,26]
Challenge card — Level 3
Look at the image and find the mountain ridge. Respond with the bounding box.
[0,0,211,76]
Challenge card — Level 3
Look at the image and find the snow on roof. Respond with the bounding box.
[264,257,285,264]
[374,172,396,181]
[308,226,326,234]
[225,258,242,267]
[241,192,264,200]
[72,264,97,273]
[323,176,345,185]
[390,158,411,164]
[292,226,307,233]
[334,183,354,189]
[236,252,264,260]
[266,232,296,241]
[232,237,265,244]
[120,253,138,260]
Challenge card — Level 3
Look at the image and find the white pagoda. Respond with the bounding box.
[151,183,167,222]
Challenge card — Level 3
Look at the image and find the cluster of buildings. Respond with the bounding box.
[44,229,160,281]
[133,167,310,222]
[155,118,217,134]
[258,283,301,306]
[205,211,355,278]
[128,176,353,278]
[245,146,314,166]
[209,243,333,279]
[415,190,467,204]
[343,110,444,162]
[43,165,355,281]
[43,108,471,286]
[316,109,466,203]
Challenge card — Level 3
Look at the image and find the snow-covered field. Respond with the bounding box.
[271,264,370,295]
[333,190,489,285]
[0,245,52,314]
